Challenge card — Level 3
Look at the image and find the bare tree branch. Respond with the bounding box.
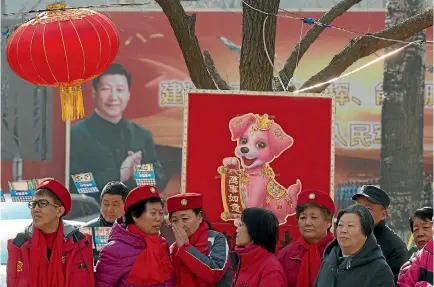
[203,50,233,90]
[274,0,363,90]
[299,8,433,93]
[155,0,221,89]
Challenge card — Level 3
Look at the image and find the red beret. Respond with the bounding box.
[37,178,72,215]
[297,189,335,215]
[166,193,202,213]
[124,185,160,212]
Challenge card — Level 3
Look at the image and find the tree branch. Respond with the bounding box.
[203,50,233,90]
[155,0,220,89]
[275,0,363,90]
[299,8,433,93]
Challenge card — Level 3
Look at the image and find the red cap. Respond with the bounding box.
[297,189,335,215]
[37,178,72,215]
[166,193,202,213]
[124,185,160,212]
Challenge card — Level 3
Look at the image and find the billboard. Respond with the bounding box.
[1,10,432,209]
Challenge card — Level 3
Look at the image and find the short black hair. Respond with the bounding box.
[336,204,374,237]
[169,208,214,230]
[409,206,433,232]
[125,197,164,225]
[92,63,132,91]
[241,208,279,253]
[100,181,129,202]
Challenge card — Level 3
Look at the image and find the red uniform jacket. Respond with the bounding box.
[277,237,333,287]
[232,245,287,287]
[6,221,94,287]
[170,230,232,287]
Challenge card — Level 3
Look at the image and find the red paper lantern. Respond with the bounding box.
[6,2,119,121]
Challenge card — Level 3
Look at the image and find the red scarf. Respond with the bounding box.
[30,222,65,287]
[172,222,210,287]
[296,231,334,287]
[127,224,173,286]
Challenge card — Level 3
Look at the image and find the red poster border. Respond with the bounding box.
[181,90,336,218]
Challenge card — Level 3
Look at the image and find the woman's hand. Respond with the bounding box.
[172,223,189,248]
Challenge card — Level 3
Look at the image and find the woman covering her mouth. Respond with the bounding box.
[95,185,174,287]
[167,193,232,287]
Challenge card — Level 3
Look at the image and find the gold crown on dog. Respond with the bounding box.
[256,114,274,130]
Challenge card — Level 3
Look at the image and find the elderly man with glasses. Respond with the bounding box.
[7,178,95,287]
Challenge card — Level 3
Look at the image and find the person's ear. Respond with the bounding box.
[92,88,97,100]
[57,206,66,218]
[381,208,388,220]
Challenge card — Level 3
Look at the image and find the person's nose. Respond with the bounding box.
[415,229,425,238]
[107,88,115,100]
[155,213,163,223]
[107,205,115,213]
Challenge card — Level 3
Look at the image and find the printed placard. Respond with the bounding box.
[134,164,157,186]
[217,164,247,221]
[71,172,99,194]
[94,227,112,251]
[8,180,37,202]
[0,190,5,203]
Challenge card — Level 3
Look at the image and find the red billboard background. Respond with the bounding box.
[2,10,432,204]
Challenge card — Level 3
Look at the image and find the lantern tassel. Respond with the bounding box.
[60,85,85,121]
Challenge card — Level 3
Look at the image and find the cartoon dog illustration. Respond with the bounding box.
[222,113,302,224]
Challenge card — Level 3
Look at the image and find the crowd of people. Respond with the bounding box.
[6,178,434,287]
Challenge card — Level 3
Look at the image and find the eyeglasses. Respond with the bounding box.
[28,199,60,209]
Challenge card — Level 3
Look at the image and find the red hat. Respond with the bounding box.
[124,185,160,212]
[37,178,72,215]
[297,189,335,215]
[166,193,202,213]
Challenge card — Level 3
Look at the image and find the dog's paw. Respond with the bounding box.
[222,157,240,167]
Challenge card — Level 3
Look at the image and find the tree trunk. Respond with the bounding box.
[381,0,426,239]
[240,0,280,91]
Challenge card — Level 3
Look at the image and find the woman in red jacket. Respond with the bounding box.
[232,207,287,287]
[167,193,232,287]
[277,190,335,287]
[7,178,94,287]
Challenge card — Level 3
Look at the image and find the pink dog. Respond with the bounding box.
[222,113,302,224]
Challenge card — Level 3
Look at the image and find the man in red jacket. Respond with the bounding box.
[6,178,94,287]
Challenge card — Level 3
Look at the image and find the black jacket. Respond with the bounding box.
[83,215,114,265]
[314,234,395,287]
[374,220,408,282]
[70,112,167,201]
[83,215,113,228]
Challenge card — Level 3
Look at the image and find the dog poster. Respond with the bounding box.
[182,90,335,243]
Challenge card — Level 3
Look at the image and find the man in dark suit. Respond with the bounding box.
[70,63,167,201]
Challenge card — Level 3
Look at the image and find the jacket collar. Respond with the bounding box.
[236,245,270,270]
[374,220,386,237]
[99,214,114,227]
[25,220,78,240]
[425,240,433,254]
